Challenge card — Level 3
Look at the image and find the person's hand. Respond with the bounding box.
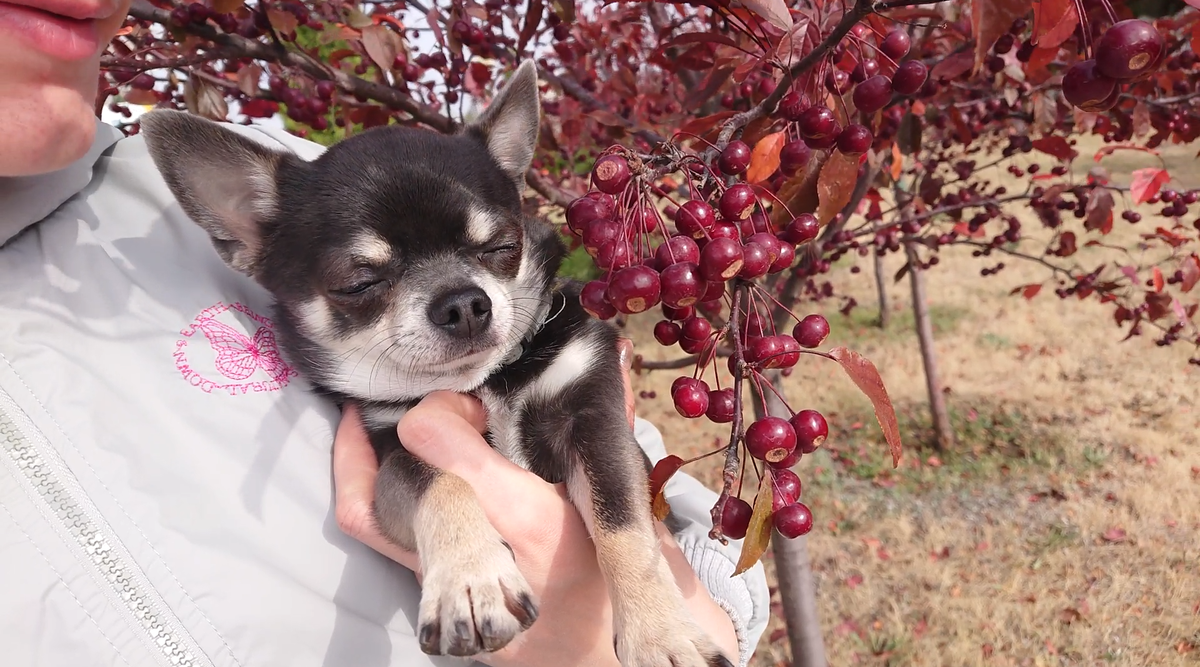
[332,338,738,667]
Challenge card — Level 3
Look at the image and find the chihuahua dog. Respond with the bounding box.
[140,61,732,667]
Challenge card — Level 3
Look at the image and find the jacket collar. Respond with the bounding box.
[0,119,124,247]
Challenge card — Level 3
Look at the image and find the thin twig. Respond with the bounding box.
[709,283,748,543]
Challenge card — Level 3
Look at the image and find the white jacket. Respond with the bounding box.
[0,119,769,667]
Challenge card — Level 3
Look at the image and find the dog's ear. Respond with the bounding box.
[467,59,540,189]
[140,109,296,276]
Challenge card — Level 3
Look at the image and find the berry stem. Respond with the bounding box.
[709,282,750,543]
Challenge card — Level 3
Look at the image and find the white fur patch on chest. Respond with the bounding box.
[479,334,604,471]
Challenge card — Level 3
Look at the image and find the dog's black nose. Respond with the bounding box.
[428,286,493,338]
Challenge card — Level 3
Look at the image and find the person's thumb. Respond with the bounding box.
[396,391,535,500]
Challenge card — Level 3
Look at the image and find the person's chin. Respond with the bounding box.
[0,82,97,177]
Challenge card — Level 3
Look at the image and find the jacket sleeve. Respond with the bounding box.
[634,417,770,667]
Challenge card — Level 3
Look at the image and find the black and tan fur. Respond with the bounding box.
[140,60,733,667]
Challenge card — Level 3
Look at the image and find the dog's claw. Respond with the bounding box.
[416,538,537,657]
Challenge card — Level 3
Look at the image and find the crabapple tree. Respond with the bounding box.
[100,0,1200,663]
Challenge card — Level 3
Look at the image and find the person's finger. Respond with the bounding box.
[397,391,536,502]
[333,402,420,571]
[618,337,636,429]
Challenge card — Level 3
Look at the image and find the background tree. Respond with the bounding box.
[101,0,1200,664]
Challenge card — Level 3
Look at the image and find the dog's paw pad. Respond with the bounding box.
[416,540,537,657]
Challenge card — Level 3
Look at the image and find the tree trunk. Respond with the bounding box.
[905,243,955,450]
[873,250,889,329]
[754,371,827,667]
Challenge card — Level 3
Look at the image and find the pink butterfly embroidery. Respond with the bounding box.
[194,317,288,381]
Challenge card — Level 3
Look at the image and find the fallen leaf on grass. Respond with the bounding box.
[1102,527,1127,543]
[845,574,864,589]
[1059,607,1084,624]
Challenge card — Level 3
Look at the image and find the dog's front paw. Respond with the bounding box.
[612,582,733,667]
[416,539,538,657]
[614,622,733,667]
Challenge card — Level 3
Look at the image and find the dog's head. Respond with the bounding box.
[141,60,564,401]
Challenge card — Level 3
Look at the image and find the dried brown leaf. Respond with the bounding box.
[829,347,902,467]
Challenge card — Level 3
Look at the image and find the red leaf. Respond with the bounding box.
[1130,167,1171,204]
[736,0,792,30]
[817,149,859,225]
[677,111,736,139]
[746,131,786,183]
[361,24,401,73]
[733,472,775,575]
[1102,527,1127,543]
[464,61,492,97]
[829,347,902,467]
[1152,267,1164,293]
[1031,136,1078,162]
[931,50,973,82]
[971,0,1030,73]
[1093,143,1160,162]
[1084,188,1114,234]
[1032,0,1078,49]
[1180,255,1200,292]
[517,0,544,53]
[649,455,685,521]
[663,31,740,49]
[1023,284,1042,299]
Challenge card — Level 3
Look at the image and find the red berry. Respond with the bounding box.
[662,303,694,321]
[699,280,726,303]
[606,266,660,314]
[718,140,751,175]
[793,314,830,348]
[837,124,873,155]
[825,68,851,94]
[593,240,633,271]
[567,192,616,236]
[681,316,713,342]
[790,409,829,454]
[798,105,838,139]
[770,242,795,273]
[675,200,716,239]
[130,73,156,90]
[780,140,812,175]
[654,320,682,346]
[771,468,802,511]
[720,497,753,539]
[1062,59,1118,112]
[591,155,631,195]
[745,417,797,463]
[583,219,622,255]
[659,262,705,308]
[580,280,616,319]
[852,75,893,114]
[699,237,745,281]
[745,336,781,366]
[881,30,911,60]
[892,60,928,96]
[719,184,757,221]
[705,388,736,423]
[739,243,771,279]
[779,91,810,121]
[768,335,801,368]
[746,232,781,263]
[672,381,709,418]
[774,502,814,538]
[655,235,701,267]
[783,214,819,244]
[1095,19,1165,80]
[709,220,739,242]
[769,450,801,469]
[851,59,880,83]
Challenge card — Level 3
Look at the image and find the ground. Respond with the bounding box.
[623,136,1200,667]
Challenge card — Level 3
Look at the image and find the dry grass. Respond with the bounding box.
[625,136,1200,666]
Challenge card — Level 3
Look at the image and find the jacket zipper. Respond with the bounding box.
[0,389,213,667]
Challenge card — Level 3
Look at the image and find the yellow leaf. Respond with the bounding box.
[210,0,242,14]
[745,131,786,184]
[733,473,774,575]
[889,141,904,181]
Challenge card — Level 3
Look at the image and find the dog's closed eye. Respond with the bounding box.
[331,268,387,299]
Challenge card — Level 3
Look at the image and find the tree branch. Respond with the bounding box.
[537,66,669,147]
[124,0,582,209]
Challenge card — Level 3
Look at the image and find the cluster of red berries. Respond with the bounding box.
[1062,19,1166,112]
[565,136,854,539]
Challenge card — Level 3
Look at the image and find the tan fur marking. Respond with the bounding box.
[412,474,537,656]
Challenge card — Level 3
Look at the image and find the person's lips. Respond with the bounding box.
[0,0,113,61]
